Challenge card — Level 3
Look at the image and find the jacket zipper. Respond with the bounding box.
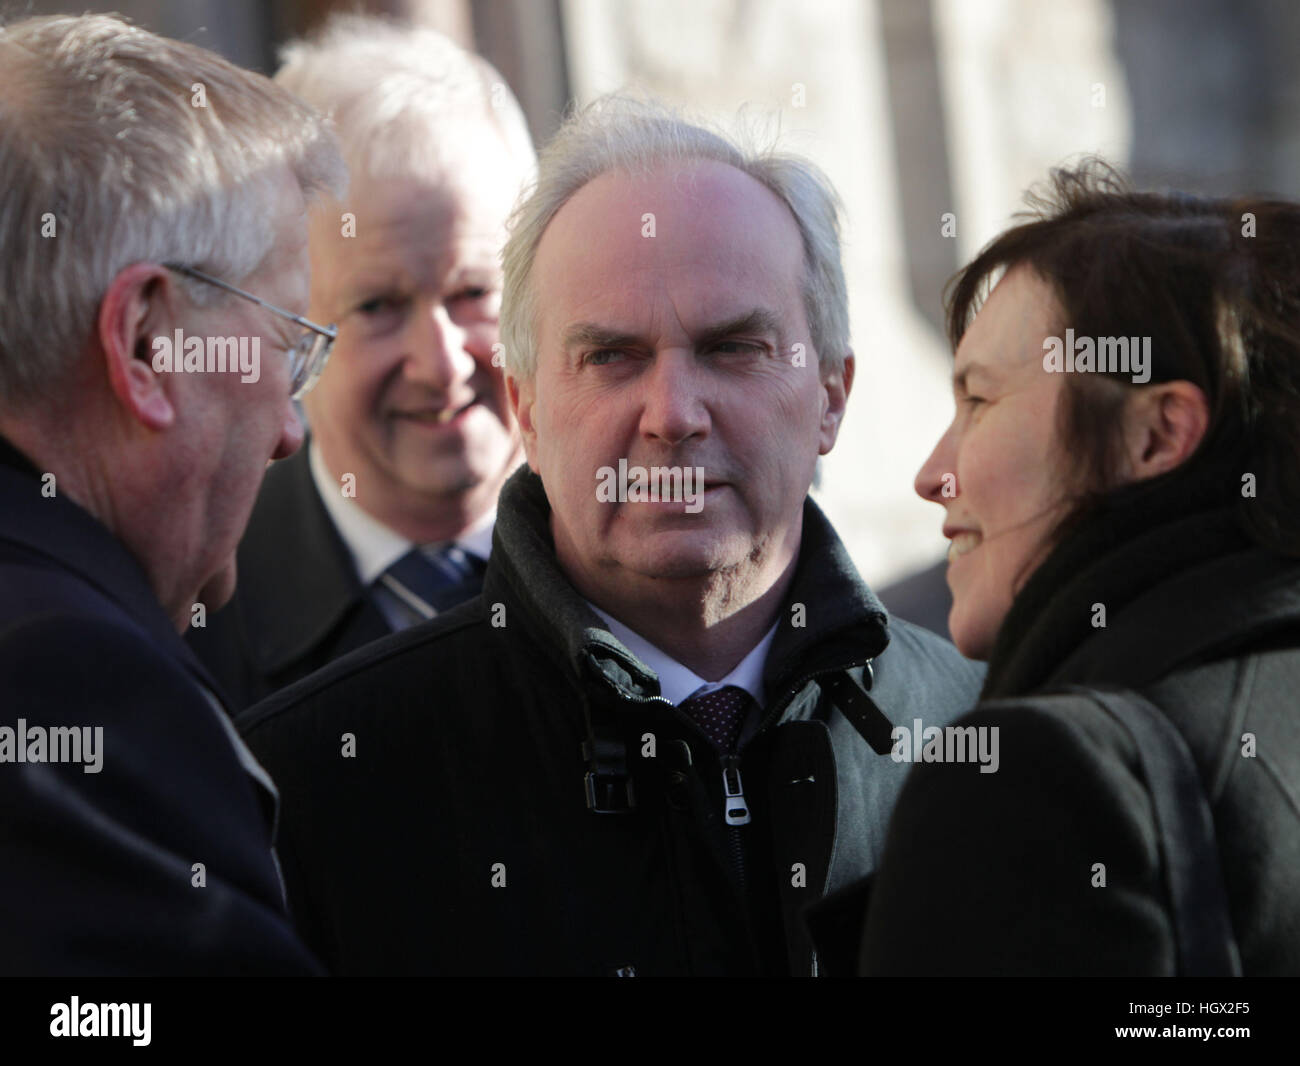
[615,655,874,846]
[609,657,875,971]
[722,756,750,825]
[724,757,750,899]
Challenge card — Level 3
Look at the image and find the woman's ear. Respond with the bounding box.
[1120,380,1210,482]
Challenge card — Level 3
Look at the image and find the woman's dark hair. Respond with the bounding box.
[945,158,1300,556]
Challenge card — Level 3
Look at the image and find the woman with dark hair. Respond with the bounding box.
[855,162,1300,975]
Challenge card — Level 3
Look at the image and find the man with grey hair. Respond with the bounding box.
[0,13,343,973]
[241,95,982,975]
[190,15,533,707]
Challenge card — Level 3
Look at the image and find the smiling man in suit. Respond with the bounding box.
[189,16,534,709]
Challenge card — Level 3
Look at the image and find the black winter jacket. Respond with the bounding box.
[0,436,320,975]
[240,467,983,975]
[854,491,1300,975]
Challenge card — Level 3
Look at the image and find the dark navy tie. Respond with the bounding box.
[371,545,486,631]
[678,685,755,753]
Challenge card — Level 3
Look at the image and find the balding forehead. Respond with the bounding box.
[563,159,796,228]
[539,160,804,275]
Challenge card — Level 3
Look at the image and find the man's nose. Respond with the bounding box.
[272,398,305,461]
[915,423,958,503]
[639,351,710,446]
[406,303,476,389]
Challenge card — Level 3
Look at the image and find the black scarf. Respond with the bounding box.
[981,473,1251,700]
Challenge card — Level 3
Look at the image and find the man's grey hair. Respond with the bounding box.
[274,13,534,185]
[500,95,850,380]
[0,13,345,408]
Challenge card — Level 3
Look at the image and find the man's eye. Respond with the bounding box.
[354,294,411,317]
[709,341,764,356]
[447,288,501,325]
[962,393,986,407]
[586,349,625,366]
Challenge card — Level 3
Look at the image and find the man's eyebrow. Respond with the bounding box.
[449,264,501,284]
[339,273,402,298]
[561,322,645,352]
[694,308,782,349]
[561,309,783,354]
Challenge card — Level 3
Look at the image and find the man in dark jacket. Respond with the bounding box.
[0,13,342,974]
[240,96,984,975]
[188,17,534,709]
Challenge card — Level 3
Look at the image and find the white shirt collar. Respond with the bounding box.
[455,505,496,562]
[308,440,493,586]
[587,602,778,707]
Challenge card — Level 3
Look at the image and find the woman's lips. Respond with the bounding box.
[947,530,982,561]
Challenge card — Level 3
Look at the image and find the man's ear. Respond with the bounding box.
[818,349,854,455]
[96,262,179,432]
[1120,380,1210,482]
[506,371,541,473]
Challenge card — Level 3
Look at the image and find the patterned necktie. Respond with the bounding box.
[678,685,755,754]
[371,545,485,631]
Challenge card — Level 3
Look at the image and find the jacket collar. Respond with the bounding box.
[486,466,890,706]
[0,434,224,698]
[984,481,1300,697]
[233,441,367,674]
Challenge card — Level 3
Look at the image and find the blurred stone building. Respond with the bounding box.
[22,0,1296,590]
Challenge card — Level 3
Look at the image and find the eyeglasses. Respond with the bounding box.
[163,264,336,399]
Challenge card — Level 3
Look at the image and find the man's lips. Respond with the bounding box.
[633,482,728,499]
[392,397,479,425]
[608,466,728,510]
